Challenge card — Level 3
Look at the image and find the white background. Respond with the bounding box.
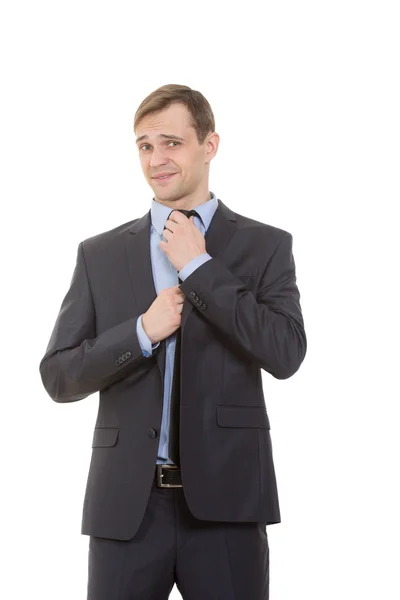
[1,1,399,598]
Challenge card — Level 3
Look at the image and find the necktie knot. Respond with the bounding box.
[165,208,200,228]
[175,209,199,219]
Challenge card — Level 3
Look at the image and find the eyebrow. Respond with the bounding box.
[135,133,185,144]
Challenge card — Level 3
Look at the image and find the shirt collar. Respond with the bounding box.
[150,191,218,237]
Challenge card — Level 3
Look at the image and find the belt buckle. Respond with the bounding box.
[156,464,183,488]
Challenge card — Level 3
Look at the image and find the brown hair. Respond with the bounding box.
[134,84,215,145]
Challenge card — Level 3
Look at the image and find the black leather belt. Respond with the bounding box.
[155,464,183,488]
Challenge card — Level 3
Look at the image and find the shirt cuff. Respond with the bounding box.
[136,314,160,357]
[178,253,212,281]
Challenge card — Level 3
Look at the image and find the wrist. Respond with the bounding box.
[142,314,156,344]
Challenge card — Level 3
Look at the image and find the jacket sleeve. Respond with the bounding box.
[39,241,155,403]
[179,231,307,379]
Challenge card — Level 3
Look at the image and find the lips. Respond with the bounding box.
[153,173,176,182]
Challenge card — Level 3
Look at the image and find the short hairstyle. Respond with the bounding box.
[134,84,216,145]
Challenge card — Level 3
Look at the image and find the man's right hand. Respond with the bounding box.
[142,285,185,344]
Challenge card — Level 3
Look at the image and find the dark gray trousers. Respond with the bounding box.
[87,469,269,599]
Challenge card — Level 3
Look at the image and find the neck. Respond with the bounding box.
[155,190,211,211]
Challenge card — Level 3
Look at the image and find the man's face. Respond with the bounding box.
[135,103,217,204]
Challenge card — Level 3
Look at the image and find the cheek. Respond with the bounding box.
[141,159,151,174]
[185,157,201,176]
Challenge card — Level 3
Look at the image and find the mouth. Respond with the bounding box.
[152,173,177,183]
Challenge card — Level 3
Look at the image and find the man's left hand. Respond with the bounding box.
[160,210,206,272]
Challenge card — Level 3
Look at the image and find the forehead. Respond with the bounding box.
[135,103,193,140]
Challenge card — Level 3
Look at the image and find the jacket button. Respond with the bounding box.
[190,291,196,298]
[148,428,157,438]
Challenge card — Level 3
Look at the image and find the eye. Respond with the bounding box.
[139,141,180,151]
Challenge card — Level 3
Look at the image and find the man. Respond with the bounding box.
[39,84,307,599]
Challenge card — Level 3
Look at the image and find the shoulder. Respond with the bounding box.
[231,207,293,248]
[79,217,141,255]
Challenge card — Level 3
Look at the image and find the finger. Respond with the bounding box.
[162,221,176,235]
[167,211,182,224]
[164,219,176,230]
[170,210,184,221]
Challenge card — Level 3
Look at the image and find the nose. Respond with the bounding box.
[149,146,168,168]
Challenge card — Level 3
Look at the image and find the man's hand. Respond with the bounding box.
[160,211,206,272]
[142,285,185,344]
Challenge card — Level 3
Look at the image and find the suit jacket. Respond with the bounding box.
[39,198,307,541]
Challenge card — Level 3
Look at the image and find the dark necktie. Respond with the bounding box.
[163,208,200,465]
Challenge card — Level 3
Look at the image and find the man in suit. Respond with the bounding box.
[39,84,307,599]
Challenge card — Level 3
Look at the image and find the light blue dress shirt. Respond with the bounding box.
[136,191,219,464]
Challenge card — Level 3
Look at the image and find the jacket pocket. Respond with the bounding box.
[91,427,119,448]
[216,405,270,429]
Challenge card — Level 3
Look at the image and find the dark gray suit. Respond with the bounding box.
[39,198,306,598]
